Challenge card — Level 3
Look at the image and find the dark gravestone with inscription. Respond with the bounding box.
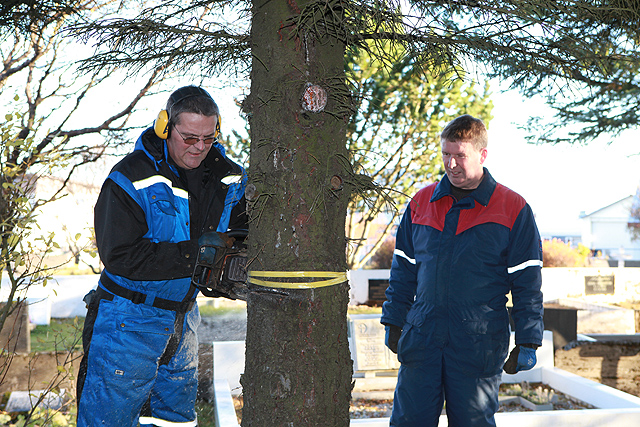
[367,279,389,306]
[585,275,615,295]
[543,305,578,351]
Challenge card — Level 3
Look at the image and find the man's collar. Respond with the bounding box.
[431,167,496,206]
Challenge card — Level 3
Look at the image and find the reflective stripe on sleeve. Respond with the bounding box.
[138,416,197,427]
[394,249,416,265]
[132,175,189,200]
[507,259,543,274]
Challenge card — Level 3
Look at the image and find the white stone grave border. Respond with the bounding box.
[214,368,640,427]
[212,329,640,427]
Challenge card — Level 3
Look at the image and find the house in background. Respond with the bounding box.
[579,195,640,267]
[538,229,582,247]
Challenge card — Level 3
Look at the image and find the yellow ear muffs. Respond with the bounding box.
[154,109,170,139]
[215,114,222,139]
[154,111,220,140]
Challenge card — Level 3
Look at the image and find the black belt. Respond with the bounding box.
[98,273,195,313]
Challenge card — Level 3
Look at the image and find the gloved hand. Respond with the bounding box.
[384,324,402,354]
[198,232,227,264]
[503,344,538,374]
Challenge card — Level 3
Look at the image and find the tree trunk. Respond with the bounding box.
[241,1,353,426]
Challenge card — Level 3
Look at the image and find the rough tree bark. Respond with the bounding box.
[241,1,354,426]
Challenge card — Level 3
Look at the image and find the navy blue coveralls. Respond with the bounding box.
[77,127,246,426]
[381,169,543,426]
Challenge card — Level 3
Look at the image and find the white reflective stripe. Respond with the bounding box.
[394,249,416,265]
[222,174,243,185]
[138,416,197,427]
[132,175,189,199]
[507,259,543,274]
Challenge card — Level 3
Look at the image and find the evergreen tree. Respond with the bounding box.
[63,1,640,425]
[346,48,493,269]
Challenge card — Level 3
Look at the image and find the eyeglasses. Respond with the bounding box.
[173,127,217,145]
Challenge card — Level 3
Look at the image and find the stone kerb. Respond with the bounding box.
[211,319,556,396]
[548,298,637,334]
[348,268,640,307]
[541,366,640,410]
[213,379,240,427]
[212,323,640,427]
[212,341,245,396]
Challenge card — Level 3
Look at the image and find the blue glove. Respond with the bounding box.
[503,345,537,374]
[384,324,402,354]
[198,232,227,264]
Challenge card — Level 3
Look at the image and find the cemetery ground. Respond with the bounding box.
[1,302,640,425]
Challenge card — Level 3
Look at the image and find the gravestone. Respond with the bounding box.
[213,315,401,397]
[585,275,615,295]
[5,389,66,412]
[366,279,388,306]
[543,304,578,351]
[0,301,30,353]
[349,314,399,371]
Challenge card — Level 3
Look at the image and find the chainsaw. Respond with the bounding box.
[191,229,249,300]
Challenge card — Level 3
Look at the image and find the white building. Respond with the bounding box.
[579,195,640,266]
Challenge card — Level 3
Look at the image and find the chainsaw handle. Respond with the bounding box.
[226,229,248,241]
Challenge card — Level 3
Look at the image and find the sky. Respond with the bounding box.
[484,88,640,236]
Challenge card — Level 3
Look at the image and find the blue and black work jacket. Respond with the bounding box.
[381,169,543,375]
[94,127,247,305]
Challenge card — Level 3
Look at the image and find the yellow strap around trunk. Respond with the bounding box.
[248,271,348,289]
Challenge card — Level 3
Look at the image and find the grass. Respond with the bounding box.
[30,317,84,353]
[28,303,381,353]
[195,400,217,427]
[197,301,247,317]
[348,305,382,315]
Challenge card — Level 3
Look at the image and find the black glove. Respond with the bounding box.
[503,344,538,374]
[384,324,402,354]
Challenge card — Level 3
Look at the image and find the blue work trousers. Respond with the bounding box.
[77,294,200,426]
[390,347,501,426]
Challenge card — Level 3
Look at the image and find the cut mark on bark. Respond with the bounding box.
[270,372,291,398]
[331,175,343,190]
[302,83,327,112]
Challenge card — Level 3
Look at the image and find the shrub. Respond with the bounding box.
[366,237,396,269]
[542,238,589,267]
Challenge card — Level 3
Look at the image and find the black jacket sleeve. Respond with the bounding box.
[94,179,199,281]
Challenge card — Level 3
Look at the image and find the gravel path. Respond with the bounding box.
[197,311,247,343]
[196,310,247,401]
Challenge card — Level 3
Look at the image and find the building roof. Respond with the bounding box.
[579,195,634,219]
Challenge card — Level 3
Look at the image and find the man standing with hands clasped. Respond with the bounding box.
[381,114,543,426]
[76,85,247,426]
